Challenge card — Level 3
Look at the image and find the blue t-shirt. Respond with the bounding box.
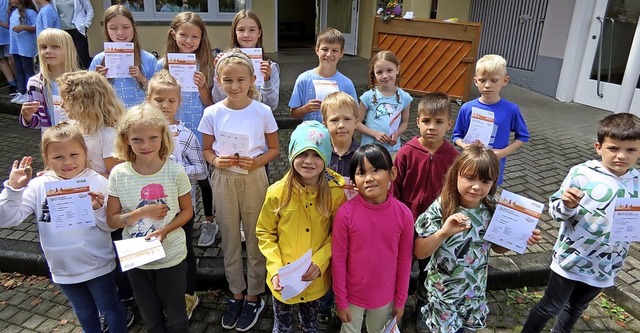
[156,59,207,144]
[90,50,158,108]
[36,4,61,36]
[0,0,9,46]
[288,69,357,122]
[9,8,37,57]
[359,87,413,152]
[452,98,530,185]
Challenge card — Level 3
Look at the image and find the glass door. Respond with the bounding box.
[574,0,640,112]
[319,0,359,55]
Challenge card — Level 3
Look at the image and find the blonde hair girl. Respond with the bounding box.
[197,50,279,331]
[58,70,125,177]
[212,10,280,111]
[90,5,157,108]
[357,50,413,156]
[19,28,80,133]
[0,123,127,333]
[414,146,541,332]
[107,103,193,332]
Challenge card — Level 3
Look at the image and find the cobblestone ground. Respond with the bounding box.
[0,272,638,332]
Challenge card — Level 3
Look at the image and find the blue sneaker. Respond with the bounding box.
[235,298,265,331]
[222,298,244,329]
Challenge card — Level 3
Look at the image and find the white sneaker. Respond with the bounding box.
[240,224,246,243]
[10,93,23,103]
[12,94,28,104]
[197,221,218,247]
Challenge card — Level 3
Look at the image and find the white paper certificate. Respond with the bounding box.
[388,106,402,136]
[240,48,264,86]
[313,80,339,101]
[611,198,640,242]
[462,107,494,146]
[484,190,544,254]
[104,42,134,78]
[44,178,94,231]
[167,53,197,92]
[278,249,313,301]
[382,316,400,333]
[114,237,166,271]
[217,131,250,174]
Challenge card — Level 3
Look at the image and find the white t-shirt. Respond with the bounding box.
[84,126,117,175]
[197,100,278,157]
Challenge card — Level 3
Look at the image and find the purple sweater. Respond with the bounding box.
[332,193,414,310]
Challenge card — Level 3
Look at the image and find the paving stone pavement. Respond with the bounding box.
[0,49,640,331]
[0,272,638,332]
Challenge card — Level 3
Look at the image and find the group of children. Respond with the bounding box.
[0,5,636,333]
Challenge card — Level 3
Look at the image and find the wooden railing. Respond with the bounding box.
[371,17,481,101]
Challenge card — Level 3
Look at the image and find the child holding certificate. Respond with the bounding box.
[198,51,279,331]
[332,144,413,333]
[289,28,357,122]
[452,54,530,185]
[60,70,135,330]
[90,5,157,108]
[146,69,208,319]
[157,12,217,249]
[414,146,542,333]
[20,29,80,133]
[256,121,345,332]
[522,113,640,333]
[212,9,280,111]
[392,92,458,332]
[357,51,412,158]
[106,103,193,332]
[0,123,127,333]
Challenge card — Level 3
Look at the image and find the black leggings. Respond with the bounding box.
[110,229,134,301]
[181,214,196,295]
[197,179,213,217]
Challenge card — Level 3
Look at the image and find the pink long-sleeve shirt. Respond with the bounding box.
[331,193,414,310]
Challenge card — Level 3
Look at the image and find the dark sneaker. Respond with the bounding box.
[222,298,244,329]
[8,85,17,96]
[235,298,265,331]
[99,312,108,332]
[122,298,135,327]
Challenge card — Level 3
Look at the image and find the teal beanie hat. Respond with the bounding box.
[288,121,332,166]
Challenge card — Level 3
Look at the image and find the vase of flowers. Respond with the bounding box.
[377,0,402,22]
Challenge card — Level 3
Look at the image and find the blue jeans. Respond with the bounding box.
[522,271,601,333]
[12,55,34,94]
[57,269,127,333]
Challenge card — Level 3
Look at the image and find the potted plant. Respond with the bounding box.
[377,0,403,22]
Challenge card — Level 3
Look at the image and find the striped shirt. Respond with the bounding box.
[108,160,190,269]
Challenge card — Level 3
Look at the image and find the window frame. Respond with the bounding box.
[102,0,252,22]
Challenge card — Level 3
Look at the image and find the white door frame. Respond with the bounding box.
[557,0,640,114]
[318,0,359,55]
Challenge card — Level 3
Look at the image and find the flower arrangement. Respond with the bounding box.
[377,1,402,22]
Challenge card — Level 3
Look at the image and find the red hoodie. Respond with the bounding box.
[393,137,459,220]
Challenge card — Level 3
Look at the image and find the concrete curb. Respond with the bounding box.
[0,238,48,276]
[604,282,640,320]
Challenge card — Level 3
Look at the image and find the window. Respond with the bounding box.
[105,0,250,22]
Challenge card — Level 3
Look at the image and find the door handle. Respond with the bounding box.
[596,16,604,98]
